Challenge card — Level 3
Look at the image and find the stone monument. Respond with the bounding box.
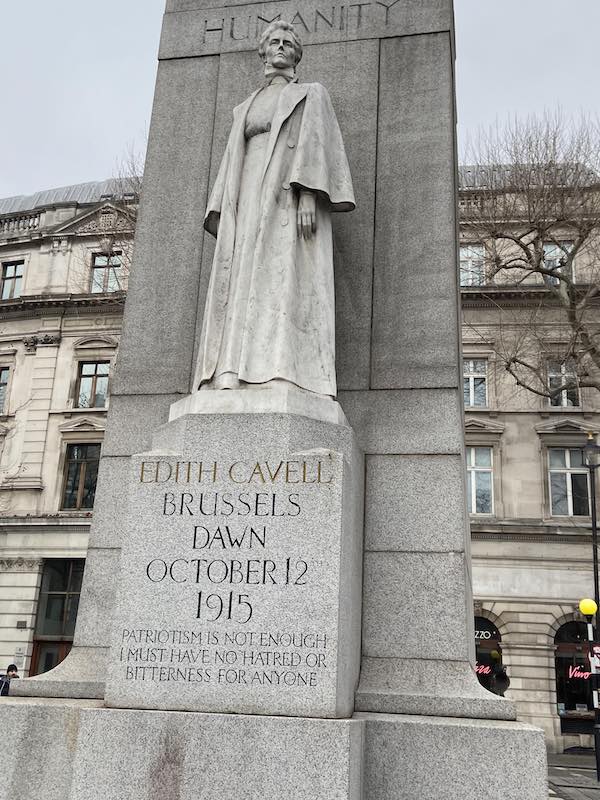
[1,2,548,798]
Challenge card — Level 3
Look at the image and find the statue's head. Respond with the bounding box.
[258,21,303,70]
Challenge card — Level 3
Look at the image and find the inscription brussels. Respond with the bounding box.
[118,456,336,690]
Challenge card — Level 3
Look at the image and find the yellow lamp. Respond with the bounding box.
[579,598,598,618]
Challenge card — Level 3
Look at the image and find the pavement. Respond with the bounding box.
[548,752,600,799]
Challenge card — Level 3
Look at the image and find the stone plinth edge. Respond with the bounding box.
[10,646,107,700]
[169,386,349,426]
[356,656,517,721]
[358,711,548,800]
[0,702,363,800]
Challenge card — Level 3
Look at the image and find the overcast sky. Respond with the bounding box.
[0,0,599,198]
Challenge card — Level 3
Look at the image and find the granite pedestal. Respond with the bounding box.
[105,409,363,717]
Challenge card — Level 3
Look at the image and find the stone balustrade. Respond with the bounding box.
[0,210,43,236]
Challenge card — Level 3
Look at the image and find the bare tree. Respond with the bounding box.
[460,112,600,404]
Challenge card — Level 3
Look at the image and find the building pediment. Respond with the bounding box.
[52,202,134,238]
[59,417,105,434]
[535,418,600,436]
[464,418,505,435]
[73,335,118,350]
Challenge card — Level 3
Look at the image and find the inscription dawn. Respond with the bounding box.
[110,453,343,709]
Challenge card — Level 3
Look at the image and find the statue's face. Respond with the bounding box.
[264,29,296,69]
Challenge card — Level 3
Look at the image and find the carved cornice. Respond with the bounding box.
[23,333,61,353]
[461,284,600,309]
[472,531,591,544]
[0,557,43,571]
[0,293,126,319]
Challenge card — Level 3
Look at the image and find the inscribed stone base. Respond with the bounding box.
[0,699,362,800]
[105,412,363,718]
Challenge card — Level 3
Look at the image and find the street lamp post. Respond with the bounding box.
[585,433,600,612]
[583,433,600,781]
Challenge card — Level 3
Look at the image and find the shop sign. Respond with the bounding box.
[568,665,591,680]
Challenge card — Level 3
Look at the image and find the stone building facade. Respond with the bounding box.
[0,180,132,680]
[460,170,600,752]
[0,174,598,752]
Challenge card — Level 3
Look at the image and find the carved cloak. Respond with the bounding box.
[194,81,355,396]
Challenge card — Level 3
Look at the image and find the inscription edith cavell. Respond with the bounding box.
[107,452,349,716]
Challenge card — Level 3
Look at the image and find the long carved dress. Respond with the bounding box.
[194,76,355,397]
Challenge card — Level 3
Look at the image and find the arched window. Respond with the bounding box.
[554,620,594,733]
[474,616,502,692]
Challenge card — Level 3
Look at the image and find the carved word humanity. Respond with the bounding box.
[118,457,336,690]
[197,0,404,45]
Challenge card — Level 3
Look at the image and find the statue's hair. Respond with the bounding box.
[258,21,303,66]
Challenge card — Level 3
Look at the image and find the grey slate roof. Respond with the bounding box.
[459,163,599,189]
[0,178,137,215]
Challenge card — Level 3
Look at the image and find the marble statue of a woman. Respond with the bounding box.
[194,21,355,398]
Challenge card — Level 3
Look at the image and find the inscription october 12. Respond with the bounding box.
[118,456,337,690]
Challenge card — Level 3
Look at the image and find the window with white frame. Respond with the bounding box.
[0,367,9,413]
[548,359,579,408]
[548,448,590,516]
[464,359,488,407]
[76,361,109,408]
[91,252,124,293]
[543,241,573,286]
[460,244,485,287]
[466,446,494,514]
[1,260,24,299]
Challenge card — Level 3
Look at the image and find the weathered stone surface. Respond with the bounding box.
[88,456,131,548]
[10,648,106,700]
[79,708,363,800]
[338,388,463,454]
[371,32,459,390]
[356,657,516,721]
[160,0,454,57]
[112,56,219,397]
[73,548,121,649]
[303,39,378,391]
[102,394,180,456]
[105,412,363,718]
[360,712,548,800]
[362,551,471,661]
[0,700,362,800]
[0,698,101,800]
[365,454,467,552]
